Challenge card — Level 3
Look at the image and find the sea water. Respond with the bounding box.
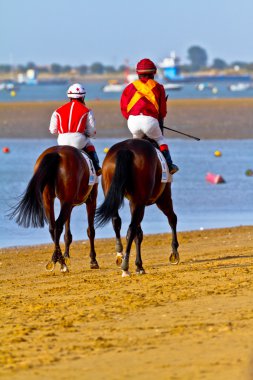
[0,138,252,248]
[1,81,253,103]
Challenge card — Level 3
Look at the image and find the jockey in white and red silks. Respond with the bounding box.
[120,58,178,174]
[49,83,102,175]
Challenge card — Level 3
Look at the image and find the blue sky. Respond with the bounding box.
[0,0,252,67]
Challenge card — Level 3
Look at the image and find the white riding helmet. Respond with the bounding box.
[67,83,86,98]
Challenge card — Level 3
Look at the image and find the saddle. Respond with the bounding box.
[80,151,99,185]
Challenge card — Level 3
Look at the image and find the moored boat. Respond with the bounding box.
[102,80,127,93]
[163,83,183,91]
[228,83,251,92]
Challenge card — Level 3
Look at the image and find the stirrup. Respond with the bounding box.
[169,164,179,175]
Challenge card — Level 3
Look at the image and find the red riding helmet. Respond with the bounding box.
[136,58,157,75]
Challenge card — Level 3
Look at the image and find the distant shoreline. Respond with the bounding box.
[0,68,252,83]
[0,98,253,139]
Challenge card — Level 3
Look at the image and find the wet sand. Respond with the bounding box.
[1,98,253,139]
[1,226,253,380]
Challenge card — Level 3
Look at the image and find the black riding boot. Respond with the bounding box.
[87,151,102,176]
[161,149,179,175]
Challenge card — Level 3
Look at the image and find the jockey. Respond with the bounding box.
[120,58,179,174]
[49,83,102,175]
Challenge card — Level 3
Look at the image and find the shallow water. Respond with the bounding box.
[0,138,252,248]
[1,81,253,103]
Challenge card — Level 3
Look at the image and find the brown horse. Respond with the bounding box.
[95,138,179,276]
[9,145,99,272]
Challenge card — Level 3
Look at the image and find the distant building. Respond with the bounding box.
[158,51,181,80]
[17,69,38,85]
[26,69,38,85]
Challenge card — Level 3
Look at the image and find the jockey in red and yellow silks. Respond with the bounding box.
[49,83,102,175]
[120,58,179,175]
[121,78,166,120]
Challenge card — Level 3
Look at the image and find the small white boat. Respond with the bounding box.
[195,83,214,91]
[228,83,251,92]
[163,83,183,91]
[195,83,219,94]
[103,76,183,93]
[102,80,127,93]
[103,83,127,93]
[0,81,18,91]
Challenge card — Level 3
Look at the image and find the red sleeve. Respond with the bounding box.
[120,88,128,119]
[120,83,135,119]
[158,84,167,119]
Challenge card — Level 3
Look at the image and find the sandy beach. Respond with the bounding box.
[0,226,253,380]
[1,98,253,139]
[1,98,253,379]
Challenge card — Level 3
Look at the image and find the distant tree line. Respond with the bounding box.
[0,61,128,75]
[0,46,252,74]
[181,46,253,72]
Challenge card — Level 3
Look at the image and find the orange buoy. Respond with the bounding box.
[2,147,10,153]
[205,172,225,184]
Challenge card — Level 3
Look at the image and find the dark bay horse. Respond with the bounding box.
[9,145,99,272]
[95,139,179,276]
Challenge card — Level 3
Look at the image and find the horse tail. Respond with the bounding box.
[95,149,134,227]
[9,152,60,228]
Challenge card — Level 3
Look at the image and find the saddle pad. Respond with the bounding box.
[80,152,99,185]
[155,148,172,183]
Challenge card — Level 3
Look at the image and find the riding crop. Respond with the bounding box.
[163,126,200,141]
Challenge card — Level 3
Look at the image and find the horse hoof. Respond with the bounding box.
[60,264,69,273]
[46,261,55,271]
[122,270,131,277]
[116,253,124,267]
[136,268,146,275]
[169,253,180,265]
[90,262,99,269]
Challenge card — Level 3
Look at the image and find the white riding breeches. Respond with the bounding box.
[57,132,92,149]
[127,115,165,146]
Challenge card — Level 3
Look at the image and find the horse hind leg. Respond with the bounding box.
[121,204,145,277]
[48,203,73,273]
[134,226,145,274]
[63,216,73,266]
[168,211,180,265]
[112,212,124,266]
[41,191,71,272]
[42,191,58,272]
[156,185,180,265]
[86,186,99,269]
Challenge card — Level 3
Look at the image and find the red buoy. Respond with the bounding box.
[2,147,10,153]
[205,172,225,184]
